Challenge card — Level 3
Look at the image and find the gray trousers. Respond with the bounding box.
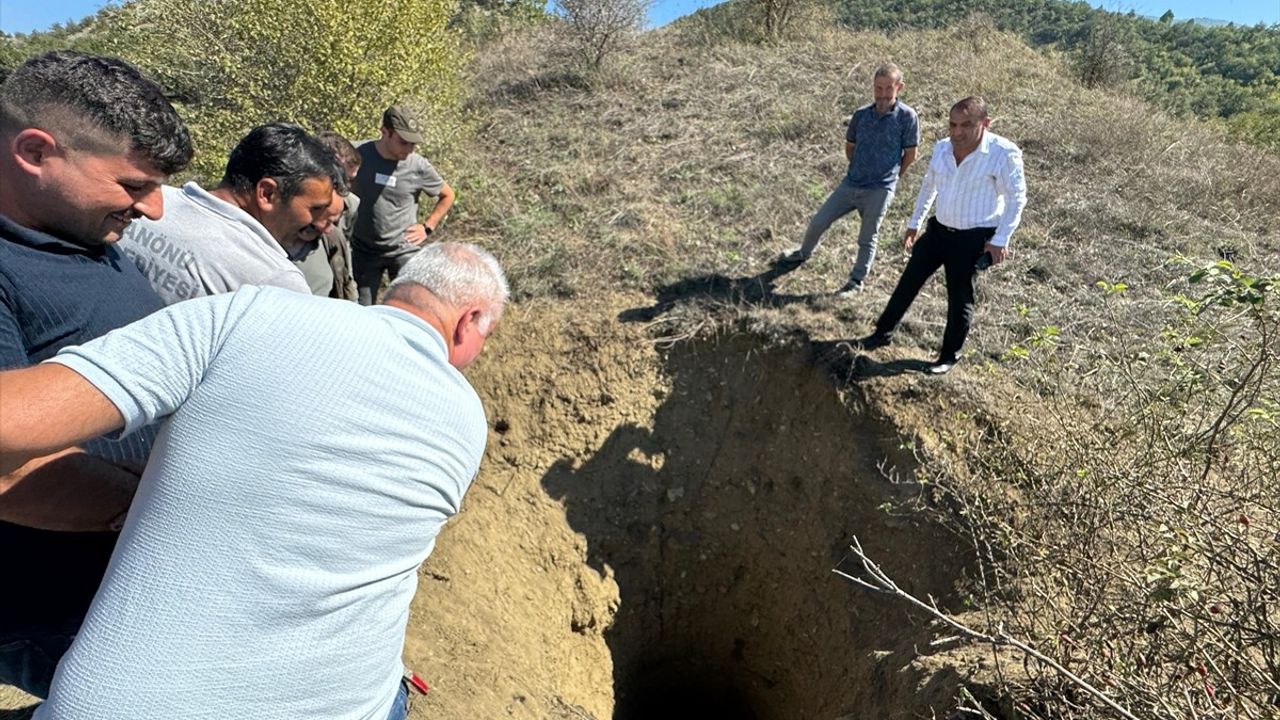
[800,182,894,283]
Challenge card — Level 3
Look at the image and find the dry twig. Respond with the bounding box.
[834,536,1140,720]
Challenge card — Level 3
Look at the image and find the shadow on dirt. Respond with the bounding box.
[617,257,815,323]
[542,334,973,719]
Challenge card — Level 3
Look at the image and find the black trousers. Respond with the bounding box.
[0,521,118,697]
[874,217,995,362]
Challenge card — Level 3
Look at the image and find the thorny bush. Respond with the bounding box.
[937,261,1279,718]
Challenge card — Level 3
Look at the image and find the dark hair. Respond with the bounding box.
[951,95,989,119]
[314,131,360,179]
[0,50,193,175]
[221,123,344,199]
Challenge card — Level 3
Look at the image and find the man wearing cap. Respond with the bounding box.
[351,105,456,306]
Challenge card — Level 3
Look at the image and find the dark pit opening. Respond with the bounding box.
[545,335,973,719]
[619,652,760,720]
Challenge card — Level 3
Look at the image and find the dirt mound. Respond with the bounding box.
[405,295,976,719]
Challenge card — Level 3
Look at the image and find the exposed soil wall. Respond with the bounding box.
[406,296,975,719]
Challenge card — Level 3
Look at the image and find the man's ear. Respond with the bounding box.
[453,307,483,345]
[11,128,60,177]
[255,177,282,212]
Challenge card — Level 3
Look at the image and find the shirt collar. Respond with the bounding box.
[874,100,900,117]
[0,212,108,259]
[977,129,994,154]
[369,304,449,361]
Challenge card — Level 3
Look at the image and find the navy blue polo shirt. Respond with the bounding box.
[845,100,920,191]
[0,212,162,465]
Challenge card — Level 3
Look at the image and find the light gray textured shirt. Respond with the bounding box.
[118,182,310,303]
[39,286,487,720]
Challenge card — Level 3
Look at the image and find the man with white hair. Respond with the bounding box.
[0,242,507,720]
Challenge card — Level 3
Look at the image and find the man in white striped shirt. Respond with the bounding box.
[857,96,1027,374]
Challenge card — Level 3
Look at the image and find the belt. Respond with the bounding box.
[930,217,996,235]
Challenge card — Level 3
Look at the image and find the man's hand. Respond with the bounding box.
[904,228,918,251]
[403,223,431,247]
[985,242,1009,266]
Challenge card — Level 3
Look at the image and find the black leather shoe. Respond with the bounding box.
[778,248,810,264]
[854,333,890,351]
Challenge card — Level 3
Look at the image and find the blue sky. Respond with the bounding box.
[1,0,1277,34]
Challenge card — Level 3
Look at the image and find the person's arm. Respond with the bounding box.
[404,158,455,246]
[1,363,125,472]
[0,363,136,530]
[0,301,138,530]
[404,182,455,247]
[906,147,941,238]
[899,146,918,177]
[845,141,855,162]
[899,110,921,178]
[4,294,237,523]
[1,451,140,531]
[986,143,1028,265]
[423,182,455,233]
[266,266,313,295]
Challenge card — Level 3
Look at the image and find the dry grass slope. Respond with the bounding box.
[443,16,1280,718]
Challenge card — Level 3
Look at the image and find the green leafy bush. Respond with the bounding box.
[98,0,467,179]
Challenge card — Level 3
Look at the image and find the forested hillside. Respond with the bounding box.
[834,0,1280,145]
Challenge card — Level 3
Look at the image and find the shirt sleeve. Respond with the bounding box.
[45,289,253,439]
[415,156,446,199]
[265,267,313,295]
[908,147,941,230]
[990,144,1028,248]
[845,111,858,144]
[902,110,920,149]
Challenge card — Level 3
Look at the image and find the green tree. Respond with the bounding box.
[98,0,466,180]
[452,0,548,44]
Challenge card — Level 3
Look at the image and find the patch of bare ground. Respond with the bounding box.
[402,294,1001,719]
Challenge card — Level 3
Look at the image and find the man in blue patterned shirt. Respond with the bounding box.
[785,63,920,296]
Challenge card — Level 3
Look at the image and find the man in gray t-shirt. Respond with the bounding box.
[351,104,456,305]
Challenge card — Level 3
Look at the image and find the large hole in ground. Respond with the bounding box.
[539,333,972,719]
